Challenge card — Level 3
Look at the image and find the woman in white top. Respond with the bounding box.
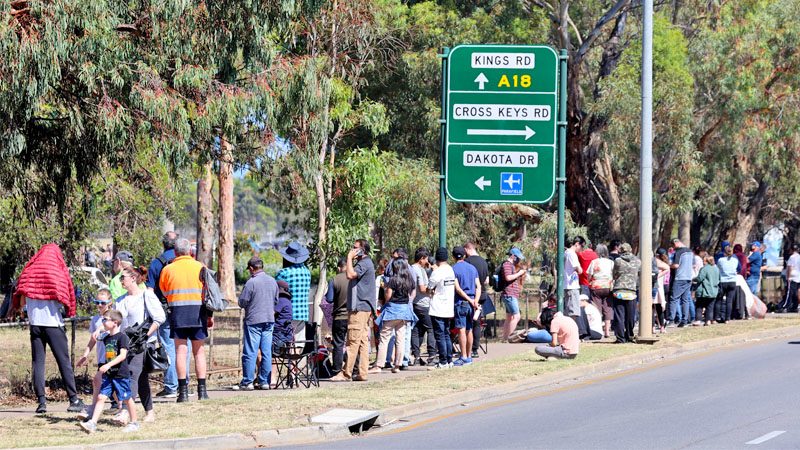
[587,244,615,337]
[115,266,165,423]
[653,248,671,332]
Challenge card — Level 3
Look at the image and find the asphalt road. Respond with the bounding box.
[285,338,800,449]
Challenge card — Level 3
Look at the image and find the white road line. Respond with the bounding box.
[746,431,786,445]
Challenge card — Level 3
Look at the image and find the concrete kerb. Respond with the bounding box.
[18,325,800,450]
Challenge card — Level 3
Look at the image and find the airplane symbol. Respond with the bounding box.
[504,175,521,189]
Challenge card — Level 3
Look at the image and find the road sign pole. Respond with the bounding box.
[439,47,450,250]
[556,49,568,313]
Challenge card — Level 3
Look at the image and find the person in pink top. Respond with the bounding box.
[534,310,579,360]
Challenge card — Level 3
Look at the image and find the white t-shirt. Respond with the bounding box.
[788,253,800,283]
[584,303,603,335]
[565,249,580,290]
[427,264,455,318]
[25,298,64,327]
[88,315,107,363]
[587,258,614,289]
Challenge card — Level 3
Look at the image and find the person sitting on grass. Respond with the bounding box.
[534,306,580,360]
[79,309,139,434]
[508,306,556,344]
[76,288,113,419]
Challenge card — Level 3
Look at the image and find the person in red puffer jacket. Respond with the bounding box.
[9,243,85,414]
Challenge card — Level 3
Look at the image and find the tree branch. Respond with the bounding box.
[576,0,632,63]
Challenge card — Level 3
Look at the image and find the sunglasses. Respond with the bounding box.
[93,301,110,305]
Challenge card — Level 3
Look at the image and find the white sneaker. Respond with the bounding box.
[122,422,140,433]
[112,409,130,425]
[76,407,94,421]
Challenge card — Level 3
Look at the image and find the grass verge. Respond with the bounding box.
[2,316,800,448]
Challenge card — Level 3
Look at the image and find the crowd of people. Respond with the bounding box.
[5,230,796,436]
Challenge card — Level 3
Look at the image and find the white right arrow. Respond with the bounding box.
[474,73,489,90]
[474,176,492,191]
[467,125,535,140]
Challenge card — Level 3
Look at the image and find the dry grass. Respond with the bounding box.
[2,316,800,448]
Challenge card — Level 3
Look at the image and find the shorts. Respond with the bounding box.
[171,326,208,341]
[565,289,581,316]
[453,301,474,331]
[100,375,132,401]
[502,295,520,315]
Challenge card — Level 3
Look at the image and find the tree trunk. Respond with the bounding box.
[217,139,235,301]
[731,179,769,245]
[196,160,215,268]
[595,151,622,237]
[659,217,675,248]
[678,211,691,246]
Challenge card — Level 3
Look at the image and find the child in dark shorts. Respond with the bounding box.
[79,309,139,434]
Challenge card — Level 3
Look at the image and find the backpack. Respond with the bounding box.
[491,262,509,292]
[201,267,228,312]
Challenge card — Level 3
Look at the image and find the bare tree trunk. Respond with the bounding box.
[731,179,768,245]
[659,217,675,248]
[217,139,235,301]
[678,211,691,246]
[596,151,622,237]
[196,160,215,268]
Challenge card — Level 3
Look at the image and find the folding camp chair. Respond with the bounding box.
[274,322,319,389]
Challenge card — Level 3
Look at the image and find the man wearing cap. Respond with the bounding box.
[427,247,457,369]
[500,248,527,341]
[669,238,694,327]
[330,239,376,382]
[146,231,182,398]
[451,246,480,366]
[108,251,135,300]
[746,241,763,296]
[235,257,279,391]
[275,241,312,343]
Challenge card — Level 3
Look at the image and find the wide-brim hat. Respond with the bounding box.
[279,241,310,264]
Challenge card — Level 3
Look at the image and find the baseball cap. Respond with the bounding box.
[508,248,525,261]
[452,246,466,259]
[114,250,134,264]
[751,241,762,248]
[620,243,632,254]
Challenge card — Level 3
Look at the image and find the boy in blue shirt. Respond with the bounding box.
[451,246,481,366]
[79,309,139,434]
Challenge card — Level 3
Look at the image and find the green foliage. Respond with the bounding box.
[590,15,700,230]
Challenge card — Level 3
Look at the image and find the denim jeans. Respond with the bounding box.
[242,322,274,385]
[525,329,552,343]
[746,277,759,296]
[671,279,692,324]
[431,316,452,365]
[158,322,191,392]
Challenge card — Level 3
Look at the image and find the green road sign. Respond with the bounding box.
[445,44,558,203]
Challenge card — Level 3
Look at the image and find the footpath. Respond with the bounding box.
[5,317,800,449]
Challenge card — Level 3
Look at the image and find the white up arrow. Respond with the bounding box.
[467,126,535,140]
[474,176,492,191]
[474,73,489,90]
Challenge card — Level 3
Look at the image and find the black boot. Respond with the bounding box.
[197,383,209,401]
[176,384,189,403]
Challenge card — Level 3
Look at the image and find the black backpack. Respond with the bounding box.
[491,262,509,292]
